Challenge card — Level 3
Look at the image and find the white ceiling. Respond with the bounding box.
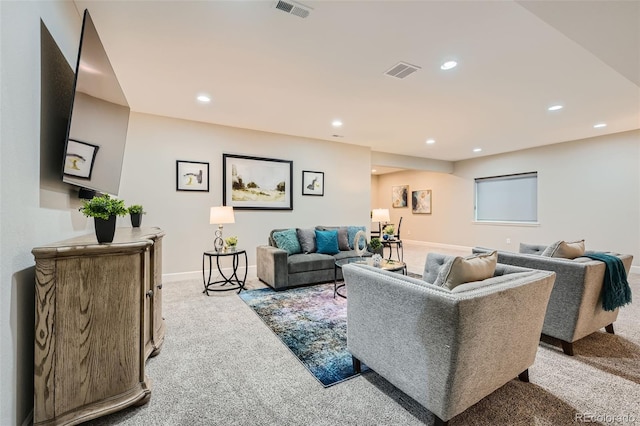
[73,0,639,163]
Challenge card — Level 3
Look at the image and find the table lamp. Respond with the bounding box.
[210,206,235,252]
[371,208,390,225]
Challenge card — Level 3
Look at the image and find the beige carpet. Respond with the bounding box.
[87,250,640,426]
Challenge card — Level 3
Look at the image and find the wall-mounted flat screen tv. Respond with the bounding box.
[62,9,129,196]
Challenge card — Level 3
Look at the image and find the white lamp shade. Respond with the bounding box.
[210,206,235,224]
[371,208,390,223]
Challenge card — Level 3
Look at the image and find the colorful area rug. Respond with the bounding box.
[238,283,363,387]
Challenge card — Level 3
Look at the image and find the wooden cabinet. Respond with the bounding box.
[32,227,165,426]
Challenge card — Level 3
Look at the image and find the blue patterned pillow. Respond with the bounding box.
[315,229,339,255]
[347,226,366,249]
[272,228,302,255]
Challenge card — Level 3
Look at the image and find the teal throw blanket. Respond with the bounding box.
[583,252,632,311]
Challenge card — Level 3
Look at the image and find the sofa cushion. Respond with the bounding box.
[317,226,350,251]
[348,226,367,249]
[435,251,498,290]
[334,249,372,261]
[554,240,585,259]
[541,240,585,259]
[272,228,302,255]
[316,229,340,255]
[541,241,562,257]
[297,228,316,254]
[287,253,335,274]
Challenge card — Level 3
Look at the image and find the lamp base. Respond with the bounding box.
[214,227,224,252]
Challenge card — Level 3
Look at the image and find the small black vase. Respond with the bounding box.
[130,213,142,228]
[94,216,117,243]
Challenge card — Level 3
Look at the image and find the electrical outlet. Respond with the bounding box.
[506,238,511,244]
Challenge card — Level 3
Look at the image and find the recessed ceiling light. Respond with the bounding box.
[425,139,436,145]
[593,123,607,128]
[371,169,377,173]
[440,60,458,70]
[548,105,563,111]
[332,119,343,127]
[197,94,211,103]
[473,148,482,153]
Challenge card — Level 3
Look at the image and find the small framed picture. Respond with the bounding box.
[176,160,209,192]
[302,171,324,196]
[63,139,99,179]
[412,189,432,214]
[392,185,409,208]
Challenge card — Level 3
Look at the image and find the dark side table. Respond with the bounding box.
[202,249,248,295]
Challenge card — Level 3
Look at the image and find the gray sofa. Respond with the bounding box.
[256,226,371,290]
[473,244,633,355]
[342,253,556,425]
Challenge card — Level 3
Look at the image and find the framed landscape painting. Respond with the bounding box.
[176,160,209,191]
[302,171,324,196]
[392,185,409,208]
[412,189,432,214]
[223,154,293,210]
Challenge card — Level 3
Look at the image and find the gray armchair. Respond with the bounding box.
[473,244,633,355]
[342,253,555,425]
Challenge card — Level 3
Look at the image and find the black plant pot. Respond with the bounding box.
[130,213,142,228]
[94,216,117,243]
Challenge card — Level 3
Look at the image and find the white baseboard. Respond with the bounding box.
[401,239,472,252]
[163,265,257,283]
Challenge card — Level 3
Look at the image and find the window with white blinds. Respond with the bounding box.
[475,172,538,223]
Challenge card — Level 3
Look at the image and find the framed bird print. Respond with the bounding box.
[302,170,324,196]
[63,139,99,179]
[176,160,209,192]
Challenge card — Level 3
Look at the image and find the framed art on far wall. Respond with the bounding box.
[63,139,99,179]
[392,185,409,208]
[223,154,293,210]
[176,160,209,191]
[412,189,432,214]
[302,170,324,196]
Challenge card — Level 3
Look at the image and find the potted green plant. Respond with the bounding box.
[383,224,395,240]
[225,236,238,252]
[127,204,146,228]
[368,237,383,256]
[79,194,127,243]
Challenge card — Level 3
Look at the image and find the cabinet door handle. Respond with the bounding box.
[146,290,154,298]
[157,283,163,290]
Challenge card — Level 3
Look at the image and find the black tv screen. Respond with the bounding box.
[62,9,130,196]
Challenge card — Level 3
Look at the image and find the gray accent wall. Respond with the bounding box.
[117,112,373,277]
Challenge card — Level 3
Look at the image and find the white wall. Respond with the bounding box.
[375,130,640,263]
[1,2,87,425]
[118,112,372,279]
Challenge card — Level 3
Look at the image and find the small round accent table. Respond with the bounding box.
[334,257,407,298]
[202,249,248,295]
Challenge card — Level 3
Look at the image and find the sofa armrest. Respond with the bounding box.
[343,263,555,421]
[256,245,288,288]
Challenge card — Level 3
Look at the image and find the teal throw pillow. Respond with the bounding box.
[347,226,366,249]
[315,229,339,255]
[272,228,302,255]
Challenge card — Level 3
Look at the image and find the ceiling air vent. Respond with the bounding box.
[385,61,421,79]
[274,0,312,18]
